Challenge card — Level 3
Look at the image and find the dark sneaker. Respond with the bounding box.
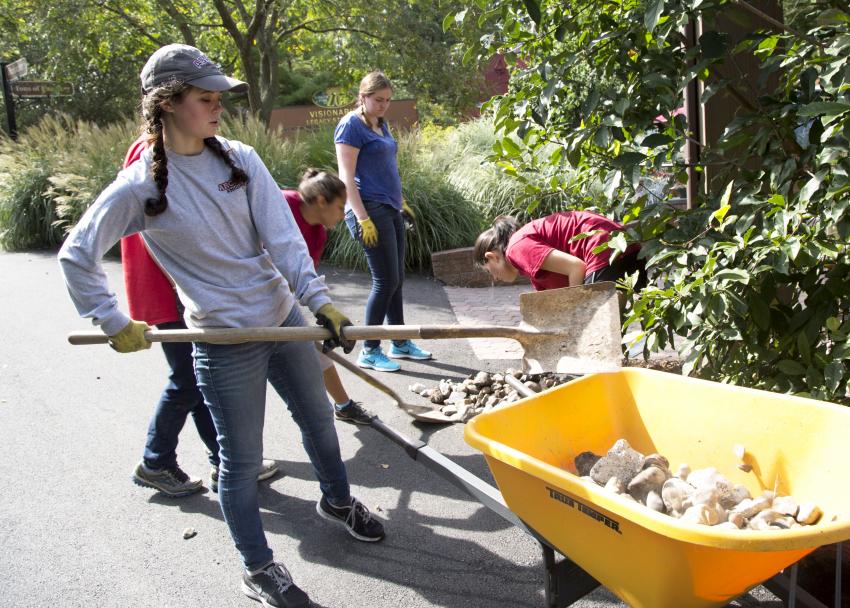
[241,562,310,608]
[334,401,374,425]
[316,495,385,542]
[210,459,279,493]
[132,460,202,497]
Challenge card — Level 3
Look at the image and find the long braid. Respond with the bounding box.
[203,136,248,188]
[145,106,169,216]
[140,81,187,217]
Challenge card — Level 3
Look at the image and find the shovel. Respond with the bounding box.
[320,348,455,424]
[67,282,622,374]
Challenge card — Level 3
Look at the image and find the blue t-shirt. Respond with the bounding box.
[334,112,402,210]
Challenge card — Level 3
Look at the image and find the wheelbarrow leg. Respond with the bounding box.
[763,566,829,608]
[541,544,601,608]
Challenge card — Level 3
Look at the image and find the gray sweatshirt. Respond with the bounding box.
[58,137,332,336]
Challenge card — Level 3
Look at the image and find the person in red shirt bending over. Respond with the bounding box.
[473,212,647,292]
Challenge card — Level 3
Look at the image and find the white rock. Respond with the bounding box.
[409,383,427,394]
[772,495,798,517]
[662,477,695,517]
[681,504,713,525]
[796,502,822,525]
[646,490,666,513]
[676,463,691,480]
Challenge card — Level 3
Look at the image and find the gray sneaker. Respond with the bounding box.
[132,461,202,497]
[242,562,309,608]
[210,459,279,493]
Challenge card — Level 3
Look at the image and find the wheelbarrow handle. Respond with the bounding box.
[66,324,527,346]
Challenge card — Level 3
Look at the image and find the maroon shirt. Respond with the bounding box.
[505,211,639,291]
[284,190,327,269]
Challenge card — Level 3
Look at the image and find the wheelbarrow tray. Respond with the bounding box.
[464,368,850,608]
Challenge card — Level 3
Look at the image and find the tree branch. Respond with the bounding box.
[92,0,161,45]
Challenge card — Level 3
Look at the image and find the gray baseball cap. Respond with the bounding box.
[140,44,248,94]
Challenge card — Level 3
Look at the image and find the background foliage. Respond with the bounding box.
[445,0,850,403]
[0,115,517,270]
[0,0,488,130]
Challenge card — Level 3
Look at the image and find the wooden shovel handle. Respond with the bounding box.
[67,324,526,346]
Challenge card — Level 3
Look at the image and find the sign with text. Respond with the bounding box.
[4,57,28,81]
[268,99,418,138]
[11,80,74,97]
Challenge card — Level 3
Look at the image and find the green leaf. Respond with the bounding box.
[582,88,600,119]
[699,30,727,59]
[799,171,825,203]
[612,151,646,168]
[640,133,673,148]
[797,332,811,366]
[523,0,542,26]
[603,170,622,199]
[714,268,750,284]
[824,361,845,394]
[777,359,806,375]
[798,101,850,118]
[644,0,664,32]
[442,11,455,32]
[712,204,731,223]
[827,316,841,332]
[501,137,521,156]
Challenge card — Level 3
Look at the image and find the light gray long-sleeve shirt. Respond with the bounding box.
[58,137,332,336]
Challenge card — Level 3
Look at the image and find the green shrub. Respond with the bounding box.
[0,156,59,250]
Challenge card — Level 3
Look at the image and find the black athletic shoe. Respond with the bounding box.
[334,401,374,425]
[316,495,385,542]
[241,562,310,608]
[131,461,202,497]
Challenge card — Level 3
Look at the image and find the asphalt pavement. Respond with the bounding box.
[0,250,783,607]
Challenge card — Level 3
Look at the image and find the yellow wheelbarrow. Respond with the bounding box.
[465,368,850,607]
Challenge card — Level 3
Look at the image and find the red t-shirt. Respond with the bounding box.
[505,211,639,291]
[120,137,179,325]
[120,140,324,324]
[284,190,327,269]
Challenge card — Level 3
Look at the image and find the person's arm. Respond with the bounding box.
[335,142,366,220]
[540,249,587,287]
[58,176,147,336]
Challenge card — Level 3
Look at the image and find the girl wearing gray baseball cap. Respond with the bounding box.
[59,44,385,608]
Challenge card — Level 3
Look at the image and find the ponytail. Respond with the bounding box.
[473,215,521,266]
[298,168,346,205]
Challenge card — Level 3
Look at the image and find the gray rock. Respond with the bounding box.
[589,439,645,487]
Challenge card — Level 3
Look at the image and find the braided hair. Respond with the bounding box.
[473,216,521,267]
[140,83,248,217]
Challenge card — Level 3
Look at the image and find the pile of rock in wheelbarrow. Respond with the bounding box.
[577,438,823,530]
[407,369,573,423]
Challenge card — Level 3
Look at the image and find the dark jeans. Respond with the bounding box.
[143,319,220,470]
[584,250,648,291]
[193,305,349,569]
[345,200,406,349]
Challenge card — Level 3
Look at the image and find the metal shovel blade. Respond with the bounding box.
[515,282,622,374]
[321,348,454,424]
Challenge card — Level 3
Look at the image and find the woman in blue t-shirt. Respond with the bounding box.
[334,71,432,372]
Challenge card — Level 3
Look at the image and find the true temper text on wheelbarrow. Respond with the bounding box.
[546,486,622,534]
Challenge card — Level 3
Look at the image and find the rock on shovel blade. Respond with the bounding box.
[518,282,623,374]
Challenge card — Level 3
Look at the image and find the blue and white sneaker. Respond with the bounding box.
[357,346,401,372]
[388,340,432,360]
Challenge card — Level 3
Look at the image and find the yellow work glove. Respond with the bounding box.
[357,217,379,248]
[108,319,152,353]
[401,199,416,230]
[315,303,356,354]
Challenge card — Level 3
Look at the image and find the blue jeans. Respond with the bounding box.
[345,200,406,349]
[193,305,350,570]
[143,319,219,470]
